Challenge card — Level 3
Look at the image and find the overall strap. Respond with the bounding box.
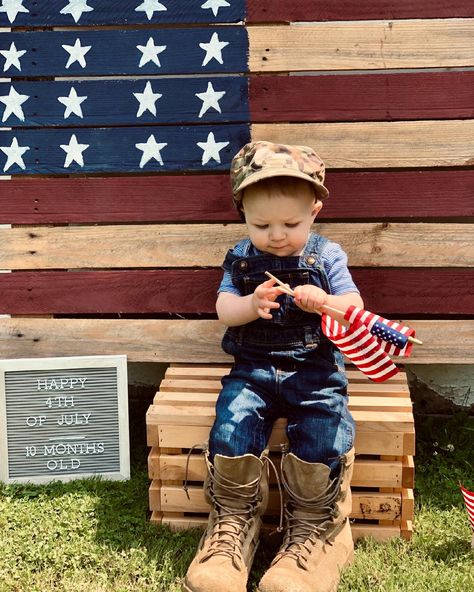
[301,233,329,266]
[222,239,253,273]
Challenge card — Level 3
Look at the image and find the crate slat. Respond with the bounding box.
[151,483,403,522]
[148,450,404,489]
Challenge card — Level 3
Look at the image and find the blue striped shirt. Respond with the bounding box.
[218,237,359,296]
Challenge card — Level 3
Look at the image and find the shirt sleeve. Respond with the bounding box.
[321,241,360,296]
[217,240,249,296]
[218,269,241,296]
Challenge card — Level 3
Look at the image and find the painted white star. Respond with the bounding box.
[62,38,92,69]
[195,81,226,118]
[135,0,167,20]
[60,0,94,23]
[133,81,162,118]
[199,32,229,67]
[0,137,29,171]
[137,37,167,68]
[201,0,230,17]
[0,41,26,72]
[196,131,229,165]
[0,85,29,122]
[57,87,87,119]
[135,134,167,168]
[0,0,29,23]
[60,134,89,168]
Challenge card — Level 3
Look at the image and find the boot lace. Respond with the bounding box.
[273,455,345,569]
[183,447,283,569]
[201,452,260,568]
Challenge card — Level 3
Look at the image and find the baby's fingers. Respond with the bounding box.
[262,299,280,310]
[258,299,279,319]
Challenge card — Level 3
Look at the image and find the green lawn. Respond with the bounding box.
[1,414,472,592]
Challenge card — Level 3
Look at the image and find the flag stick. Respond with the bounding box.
[265,271,423,346]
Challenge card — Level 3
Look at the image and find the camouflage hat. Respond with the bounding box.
[230,141,329,209]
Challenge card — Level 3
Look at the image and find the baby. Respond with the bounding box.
[184,141,363,592]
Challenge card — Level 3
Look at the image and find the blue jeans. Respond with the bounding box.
[209,352,355,473]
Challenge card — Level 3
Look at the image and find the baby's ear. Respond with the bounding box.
[312,200,323,217]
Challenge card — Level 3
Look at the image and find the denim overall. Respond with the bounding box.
[209,234,355,472]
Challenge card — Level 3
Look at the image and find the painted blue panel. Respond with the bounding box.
[0,1,245,27]
[0,77,250,126]
[0,28,248,77]
[0,124,251,174]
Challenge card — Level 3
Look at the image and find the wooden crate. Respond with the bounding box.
[146,364,415,541]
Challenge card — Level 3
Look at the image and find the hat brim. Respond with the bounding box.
[234,167,329,202]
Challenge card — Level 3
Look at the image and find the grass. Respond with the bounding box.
[0,413,473,592]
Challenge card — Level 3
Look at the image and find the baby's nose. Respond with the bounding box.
[270,226,285,240]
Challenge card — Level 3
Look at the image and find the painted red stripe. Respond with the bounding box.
[350,269,474,317]
[246,1,474,22]
[1,170,472,224]
[0,175,234,224]
[250,72,474,122]
[0,269,472,315]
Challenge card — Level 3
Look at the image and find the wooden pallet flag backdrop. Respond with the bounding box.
[0,1,473,363]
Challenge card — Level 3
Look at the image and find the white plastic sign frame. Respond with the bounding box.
[0,355,129,484]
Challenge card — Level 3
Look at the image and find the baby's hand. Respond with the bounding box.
[293,284,328,313]
[252,278,282,320]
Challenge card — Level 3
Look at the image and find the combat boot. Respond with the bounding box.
[258,448,355,592]
[184,452,269,592]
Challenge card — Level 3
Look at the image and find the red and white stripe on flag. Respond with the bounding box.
[460,484,474,531]
[321,313,399,383]
[344,305,416,357]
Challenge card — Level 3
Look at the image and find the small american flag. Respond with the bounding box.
[344,305,416,357]
[460,484,474,532]
[321,313,399,382]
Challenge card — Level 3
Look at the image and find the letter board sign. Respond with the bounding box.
[0,355,129,483]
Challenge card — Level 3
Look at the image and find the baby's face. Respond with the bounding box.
[242,181,322,257]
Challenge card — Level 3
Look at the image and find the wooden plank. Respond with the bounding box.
[1,268,472,316]
[156,512,403,540]
[402,456,415,489]
[0,124,250,175]
[154,512,403,540]
[1,28,248,77]
[0,175,236,224]
[247,1,474,22]
[157,378,408,396]
[0,1,245,27]
[153,391,412,412]
[401,489,415,523]
[1,223,472,269]
[165,366,409,386]
[0,78,249,127]
[349,269,474,316]
[0,270,221,315]
[251,120,474,168]
[2,170,472,224]
[150,424,409,456]
[401,519,413,541]
[248,21,474,71]
[148,404,413,432]
[250,72,474,122]
[156,483,402,520]
[2,119,471,174]
[150,452,404,488]
[5,71,470,128]
[3,1,471,26]
[0,318,471,363]
[3,20,471,75]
